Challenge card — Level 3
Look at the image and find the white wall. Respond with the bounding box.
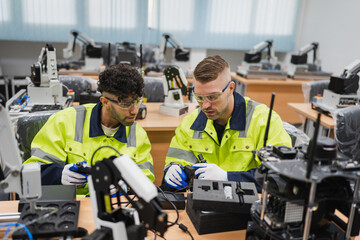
[294,0,360,75]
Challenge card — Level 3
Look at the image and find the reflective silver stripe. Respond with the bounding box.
[192,131,202,139]
[137,161,154,173]
[127,123,137,147]
[238,100,260,138]
[31,148,64,166]
[74,105,87,143]
[166,147,198,164]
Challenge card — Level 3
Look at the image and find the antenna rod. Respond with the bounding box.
[306,113,321,180]
[107,43,111,67]
[140,44,143,69]
[263,92,275,147]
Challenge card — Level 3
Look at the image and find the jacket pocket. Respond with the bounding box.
[187,139,214,154]
[64,140,90,164]
[229,138,255,153]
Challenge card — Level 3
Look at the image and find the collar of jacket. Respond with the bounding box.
[89,102,127,143]
[190,91,246,131]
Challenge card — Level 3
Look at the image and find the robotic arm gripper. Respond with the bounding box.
[162,65,188,108]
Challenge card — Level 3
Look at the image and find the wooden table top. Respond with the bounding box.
[288,102,335,129]
[231,72,310,86]
[0,196,358,239]
[0,198,245,239]
[137,102,198,131]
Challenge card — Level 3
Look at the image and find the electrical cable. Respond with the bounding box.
[150,229,167,240]
[157,186,179,227]
[19,95,30,111]
[0,222,33,240]
[62,83,69,93]
[90,145,121,166]
[8,206,59,239]
[156,187,195,240]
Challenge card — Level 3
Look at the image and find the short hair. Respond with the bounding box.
[98,63,144,100]
[193,55,229,83]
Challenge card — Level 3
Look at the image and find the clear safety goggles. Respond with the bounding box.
[194,81,231,103]
[105,96,143,109]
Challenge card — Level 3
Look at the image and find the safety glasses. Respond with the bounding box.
[194,81,231,103]
[105,96,143,109]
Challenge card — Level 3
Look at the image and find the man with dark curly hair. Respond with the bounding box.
[24,64,154,196]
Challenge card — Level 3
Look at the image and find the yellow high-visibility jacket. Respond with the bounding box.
[24,102,154,195]
[164,92,291,182]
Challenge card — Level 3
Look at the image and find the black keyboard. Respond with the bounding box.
[30,104,63,113]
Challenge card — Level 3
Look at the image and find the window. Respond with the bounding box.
[158,0,194,32]
[88,0,136,29]
[0,0,300,51]
[208,0,253,34]
[0,0,10,23]
[147,0,158,29]
[22,0,75,25]
[254,0,297,35]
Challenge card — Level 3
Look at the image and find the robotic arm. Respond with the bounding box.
[87,155,167,240]
[0,105,41,211]
[291,42,320,67]
[31,44,58,87]
[158,33,190,63]
[244,40,278,66]
[328,59,360,94]
[28,44,68,106]
[63,30,102,60]
[341,59,360,79]
[288,42,332,79]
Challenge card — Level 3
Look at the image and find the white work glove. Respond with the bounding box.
[109,181,128,197]
[193,163,228,181]
[164,164,188,189]
[61,163,87,185]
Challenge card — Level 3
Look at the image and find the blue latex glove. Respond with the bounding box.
[164,164,188,189]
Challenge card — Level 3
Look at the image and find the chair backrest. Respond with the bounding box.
[282,121,310,147]
[58,75,98,102]
[302,80,330,103]
[16,110,58,161]
[334,106,360,160]
[143,77,164,102]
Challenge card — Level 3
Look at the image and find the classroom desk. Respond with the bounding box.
[137,102,199,186]
[231,73,309,124]
[288,102,335,137]
[0,198,245,239]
